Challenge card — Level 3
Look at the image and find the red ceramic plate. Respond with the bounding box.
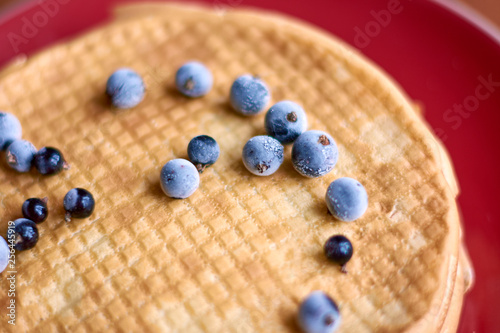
[1,0,499,331]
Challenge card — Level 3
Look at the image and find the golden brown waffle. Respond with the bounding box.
[0,3,470,332]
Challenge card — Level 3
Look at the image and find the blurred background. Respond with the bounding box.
[0,0,499,332]
[0,0,496,27]
[459,0,500,27]
[1,0,500,27]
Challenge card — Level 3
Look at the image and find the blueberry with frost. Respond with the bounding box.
[175,61,213,97]
[298,291,341,333]
[0,236,10,273]
[242,135,284,176]
[0,112,22,150]
[6,139,37,172]
[230,74,271,115]
[187,135,220,173]
[265,101,307,144]
[106,68,145,109]
[292,130,338,178]
[325,177,368,222]
[160,159,200,199]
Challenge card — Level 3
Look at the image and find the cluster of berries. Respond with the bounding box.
[160,135,220,199]
[28,61,371,333]
[0,189,95,273]
[0,113,95,273]
[0,112,69,175]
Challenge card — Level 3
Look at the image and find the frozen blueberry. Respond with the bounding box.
[292,130,338,178]
[0,112,22,150]
[298,291,341,333]
[0,236,10,273]
[6,139,37,172]
[175,61,213,98]
[230,74,271,115]
[7,218,38,251]
[265,101,307,144]
[324,235,353,273]
[106,68,145,109]
[188,135,220,173]
[22,197,49,224]
[34,147,68,175]
[242,135,284,176]
[160,159,200,199]
[326,177,368,222]
[63,188,95,222]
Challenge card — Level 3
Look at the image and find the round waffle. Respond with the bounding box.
[0,3,471,332]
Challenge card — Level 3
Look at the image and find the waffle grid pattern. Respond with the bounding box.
[0,5,458,332]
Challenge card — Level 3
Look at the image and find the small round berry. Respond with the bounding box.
[6,139,37,172]
[0,236,10,273]
[326,177,368,222]
[0,112,22,150]
[63,188,95,222]
[292,130,338,178]
[175,62,213,98]
[160,159,200,199]
[34,147,68,175]
[265,101,307,144]
[230,74,271,115]
[106,68,145,109]
[187,135,220,173]
[298,291,341,333]
[7,218,39,251]
[242,136,284,176]
[324,235,353,273]
[22,197,49,224]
